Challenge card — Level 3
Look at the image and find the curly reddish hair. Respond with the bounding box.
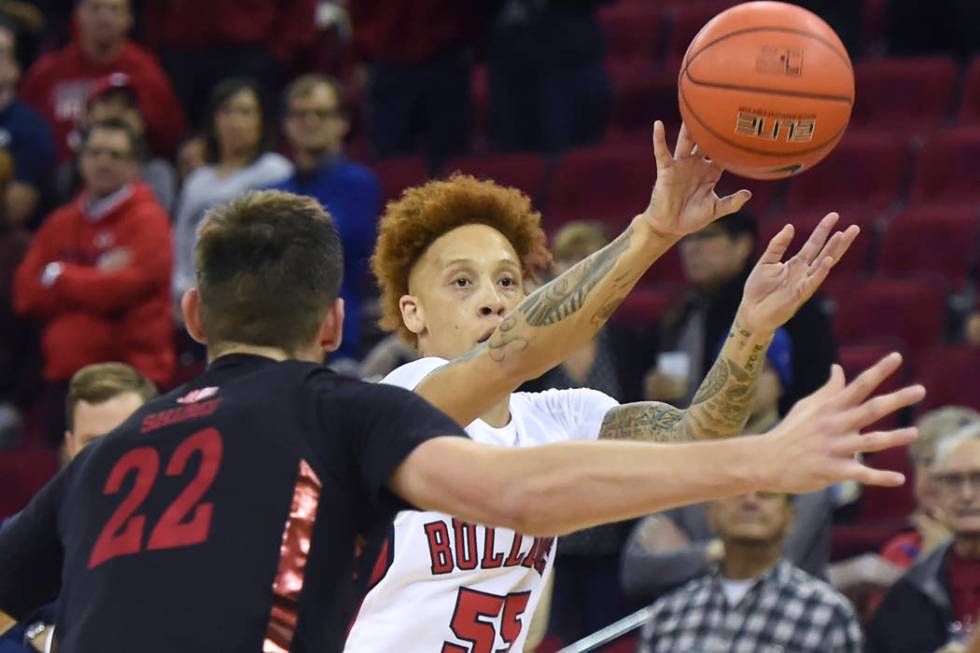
[372,174,552,345]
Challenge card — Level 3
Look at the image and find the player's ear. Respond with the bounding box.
[399,294,425,337]
[182,288,208,344]
[319,298,344,352]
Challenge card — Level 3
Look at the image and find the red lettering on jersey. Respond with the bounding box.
[140,398,222,433]
[521,539,539,569]
[452,519,479,571]
[533,537,554,575]
[503,531,525,567]
[481,527,504,569]
[424,521,454,575]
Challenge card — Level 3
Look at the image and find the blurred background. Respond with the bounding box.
[2,0,980,651]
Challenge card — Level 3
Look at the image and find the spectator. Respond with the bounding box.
[268,74,381,363]
[171,78,292,313]
[965,309,980,347]
[349,0,491,168]
[144,0,318,128]
[867,422,980,653]
[487,0,612,153]
[637,491,862,653]
[55,73,176,211]
[12,119,174,444]
[175,133,205,184]
[0,146,39,449]
[882,407,980,568]
[20,0,187,162]
[0,361,156,653]
[645,212,836,414]
[0,17,55,228]
[621,335,835,606]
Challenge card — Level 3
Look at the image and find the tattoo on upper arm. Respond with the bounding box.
[600,402,691,442]
[519,229,634,327]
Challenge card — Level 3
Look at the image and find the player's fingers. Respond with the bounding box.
[674,122,695,159]
[798,255,835,300]
[714,189,752,218]
[840,383,926,431]
[796,212,839,265]
[847,460,907,488]
[652,120,672,169]
[757,224,794,264]
[809,225,859,274]
[834,427,919,457]
[831,352,904,408]
[805,363,847,404]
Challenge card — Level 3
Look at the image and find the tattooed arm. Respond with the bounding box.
[599,317,772,443]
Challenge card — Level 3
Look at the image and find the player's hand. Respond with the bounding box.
[736,212,859,333]
[760,353,925,493]
[639,121,752,238]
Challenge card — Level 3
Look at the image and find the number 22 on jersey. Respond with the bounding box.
[88,427,223,569]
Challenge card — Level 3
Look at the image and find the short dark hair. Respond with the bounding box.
[82,117,143,160]
[195,190,344,355]
[715,211,758,243]
[283,74,349,119]
[66,362,157,430]
[203,77,272,164]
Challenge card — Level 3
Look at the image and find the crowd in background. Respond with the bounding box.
[1,1,980,652]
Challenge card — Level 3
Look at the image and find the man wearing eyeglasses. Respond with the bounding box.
[12,118,173,443]
[867,420,980,653]
[268,74,381,366]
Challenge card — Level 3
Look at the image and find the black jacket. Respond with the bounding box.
[865,541,959,653]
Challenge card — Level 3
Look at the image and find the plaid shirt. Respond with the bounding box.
[638,559,862,653]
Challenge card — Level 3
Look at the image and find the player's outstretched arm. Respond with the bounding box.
[418,122,755,425]
[600,212,858,442]
[392,353,924,536]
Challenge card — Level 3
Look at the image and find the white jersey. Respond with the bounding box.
[345,357,618,653]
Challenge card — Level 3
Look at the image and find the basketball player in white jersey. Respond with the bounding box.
[344,123,894,652]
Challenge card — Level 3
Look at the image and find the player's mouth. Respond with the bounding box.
[477,326,497,344]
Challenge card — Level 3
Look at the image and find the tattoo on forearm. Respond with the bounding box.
[600,322,767,443]
[486,315,529,362]
[519,229,634,327]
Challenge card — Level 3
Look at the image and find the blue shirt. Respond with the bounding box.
[0,100,55,189]
[268,156,381,360]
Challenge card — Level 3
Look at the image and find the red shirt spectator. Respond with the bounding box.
[144,0,317,67]
[20,0,186,162]
[13,120,174,386]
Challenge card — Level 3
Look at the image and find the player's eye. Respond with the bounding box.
[452,277,471,288]
[499,276,517,288]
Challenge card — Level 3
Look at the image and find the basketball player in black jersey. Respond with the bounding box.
[0,131,924,652]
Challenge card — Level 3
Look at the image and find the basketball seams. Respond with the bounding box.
[681,70,853,105]
[678,83,847,159]
[685,25,852,74]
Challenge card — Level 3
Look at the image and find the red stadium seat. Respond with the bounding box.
[0,449,60,520]
[957,55,980,125]
[832,278,947,357]
[850,57,957,136]
[600,5,665,65]
[546,143,654,231]
[784,131,910,215]
[915,346,980,412]
[878,206,979,287]
[611,285,683,329]
[443,153,549,203]
[607,61,682,141]
[373,157,430,207]
[908,127,980,207]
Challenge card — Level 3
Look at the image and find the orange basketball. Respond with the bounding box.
[677,1,854,179]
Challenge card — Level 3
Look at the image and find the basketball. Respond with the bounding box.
[678,1,855,180]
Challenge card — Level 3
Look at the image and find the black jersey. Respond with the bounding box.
[0,354,465,652]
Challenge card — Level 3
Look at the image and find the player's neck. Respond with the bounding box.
[208,343,322,365]
[479,398,512,428]
[721,539,782,580]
